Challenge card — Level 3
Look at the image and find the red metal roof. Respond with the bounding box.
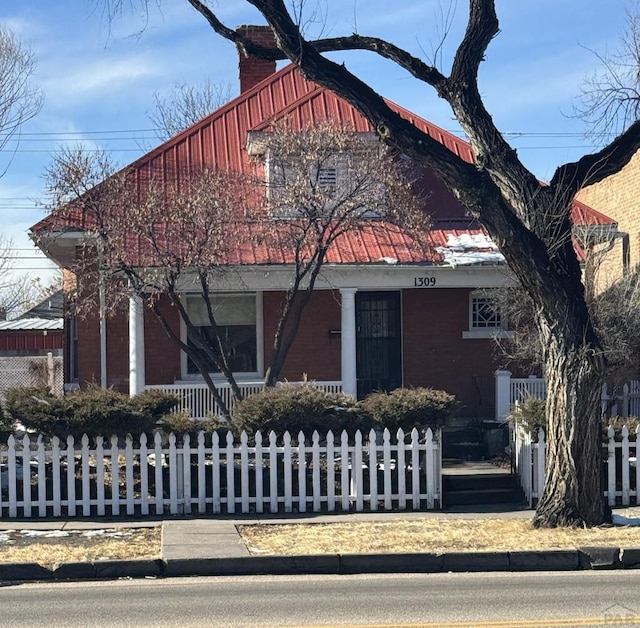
[31,63,614,266]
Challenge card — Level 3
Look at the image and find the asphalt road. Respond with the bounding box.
[1,571,640,627]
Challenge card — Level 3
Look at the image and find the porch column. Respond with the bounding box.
[129,293,145,397]
[495,369,512,420]
[340,288,357,398]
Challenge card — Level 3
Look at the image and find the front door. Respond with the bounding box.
[356,291,402,399]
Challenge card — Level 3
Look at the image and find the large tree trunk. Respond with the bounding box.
[532,314,608,527]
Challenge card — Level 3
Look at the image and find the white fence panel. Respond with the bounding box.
[513,422,639,507]
[0,427,440,519]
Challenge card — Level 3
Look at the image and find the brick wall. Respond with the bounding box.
[76,295,181,393]
[577,149,640,281]
[144,295,181,385]
[262,290,342,381]
[76,309,129,391]
[402,288,503,417]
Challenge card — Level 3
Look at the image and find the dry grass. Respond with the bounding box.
[238,519,640,555]
[0,527,161,569]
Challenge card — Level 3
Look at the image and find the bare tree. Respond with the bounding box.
[576,3,640,138]
[148,79,231,141]
[43,145,259,419]
[0,236,42,319]
[0,25,43,176]
[146,0,640,528]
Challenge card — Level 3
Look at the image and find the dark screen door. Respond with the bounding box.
[356,291,402,399]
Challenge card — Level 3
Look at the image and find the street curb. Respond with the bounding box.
[3,548,640,583]
[578,546,621,570]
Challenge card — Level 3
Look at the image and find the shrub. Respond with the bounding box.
[131,389,180,419]
[2,385,178,439]
[158,410,221,437]
[505,395,547,437]
[4,386,66,436]
[359,387,458,432]
[231,383,367,436]
[604,416,640,439]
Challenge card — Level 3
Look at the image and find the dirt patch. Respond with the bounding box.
[238,519,640,555]
[0,527,161,569]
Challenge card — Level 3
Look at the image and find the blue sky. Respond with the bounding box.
[0,0,631,284]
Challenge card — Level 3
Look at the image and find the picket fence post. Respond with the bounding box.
[368,429,377,512]
[397,428,406,510]
[312,431,321,512]
[622,425,630,505]
[255,431,264,514]
[298,431,307,514]
[607,426,616,506]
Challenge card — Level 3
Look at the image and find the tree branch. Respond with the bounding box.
[450,0,499,83]
[550,118,640,195]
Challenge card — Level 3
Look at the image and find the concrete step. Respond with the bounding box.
[442,442,487,461]
[444,487,527,506]
[442,427,488,461]
[443,473,519,492]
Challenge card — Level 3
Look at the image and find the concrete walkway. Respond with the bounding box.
[0,507,640,581]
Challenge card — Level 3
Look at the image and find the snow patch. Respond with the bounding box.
[612,514,640,526]
[19,529,70,538]
[437,232,505,267]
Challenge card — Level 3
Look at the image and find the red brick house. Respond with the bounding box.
[30,27,616,420]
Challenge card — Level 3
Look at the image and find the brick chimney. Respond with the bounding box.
[237,25,277,94]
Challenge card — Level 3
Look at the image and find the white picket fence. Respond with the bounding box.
[495,371,640,420]
[0,427,441,519]
[146,380,343,419]
[512,423,639,507]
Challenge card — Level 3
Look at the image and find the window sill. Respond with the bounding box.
[462,330,514,340]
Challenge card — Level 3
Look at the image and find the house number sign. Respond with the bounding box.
[413,277,437,287]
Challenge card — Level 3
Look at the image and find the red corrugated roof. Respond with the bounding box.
[32,62,613,266]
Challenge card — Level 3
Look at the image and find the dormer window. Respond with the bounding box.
[246,128,385,220]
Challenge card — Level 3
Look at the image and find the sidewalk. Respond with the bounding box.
[0,507,639,581]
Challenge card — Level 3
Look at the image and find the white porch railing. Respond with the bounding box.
[512,423,640,507]
[146,380,343,419]
[494,370,546,420]
[495,371,640,420]
[0,427,441,519]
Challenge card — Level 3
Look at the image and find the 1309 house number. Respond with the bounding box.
[414,277,436,287]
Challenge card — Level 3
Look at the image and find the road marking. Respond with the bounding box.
[306,618,640,628]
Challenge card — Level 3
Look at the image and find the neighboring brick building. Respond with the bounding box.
[577,150,640,286]
[30,27,616,419]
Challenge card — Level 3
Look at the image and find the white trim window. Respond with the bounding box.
[463,295,513,339]
[183,293,261,376]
